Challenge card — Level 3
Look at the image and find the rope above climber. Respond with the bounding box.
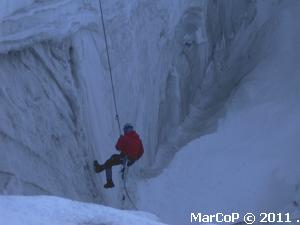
[94,123,144,188]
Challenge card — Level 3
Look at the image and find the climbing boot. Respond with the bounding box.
[104,180,114,189]
[94,160,105,173]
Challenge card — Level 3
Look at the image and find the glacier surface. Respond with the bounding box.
[0,195,167,225]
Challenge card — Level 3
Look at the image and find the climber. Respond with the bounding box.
[93,123,144,188]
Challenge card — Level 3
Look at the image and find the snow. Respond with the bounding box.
[0,195,167,225]
[1,0,300,225]
[0,0,195,207]
[137,1,300,225]
[0,0,99,54]
[0,0,34,18]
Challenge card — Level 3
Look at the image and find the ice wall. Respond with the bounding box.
[138,1,300,224]
[0,0,92,203]
[150,0,284,174]
[0,33,101,202]
[0,0,193,205]
[0,0,124,202]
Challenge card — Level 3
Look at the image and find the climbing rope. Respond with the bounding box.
[98,0,122,135]
[121,158,138,210]
[97,0,138,210]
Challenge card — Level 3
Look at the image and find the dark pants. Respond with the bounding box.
[104,153,135,181]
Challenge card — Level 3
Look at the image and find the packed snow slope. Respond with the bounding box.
[0,196,167,225]
[137,1,300,225]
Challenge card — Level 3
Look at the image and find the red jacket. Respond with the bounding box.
[115,131,144,160]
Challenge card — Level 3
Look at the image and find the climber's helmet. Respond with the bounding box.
[123,123,134,134]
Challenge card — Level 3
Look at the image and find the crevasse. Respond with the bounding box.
[0,0,298,212]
